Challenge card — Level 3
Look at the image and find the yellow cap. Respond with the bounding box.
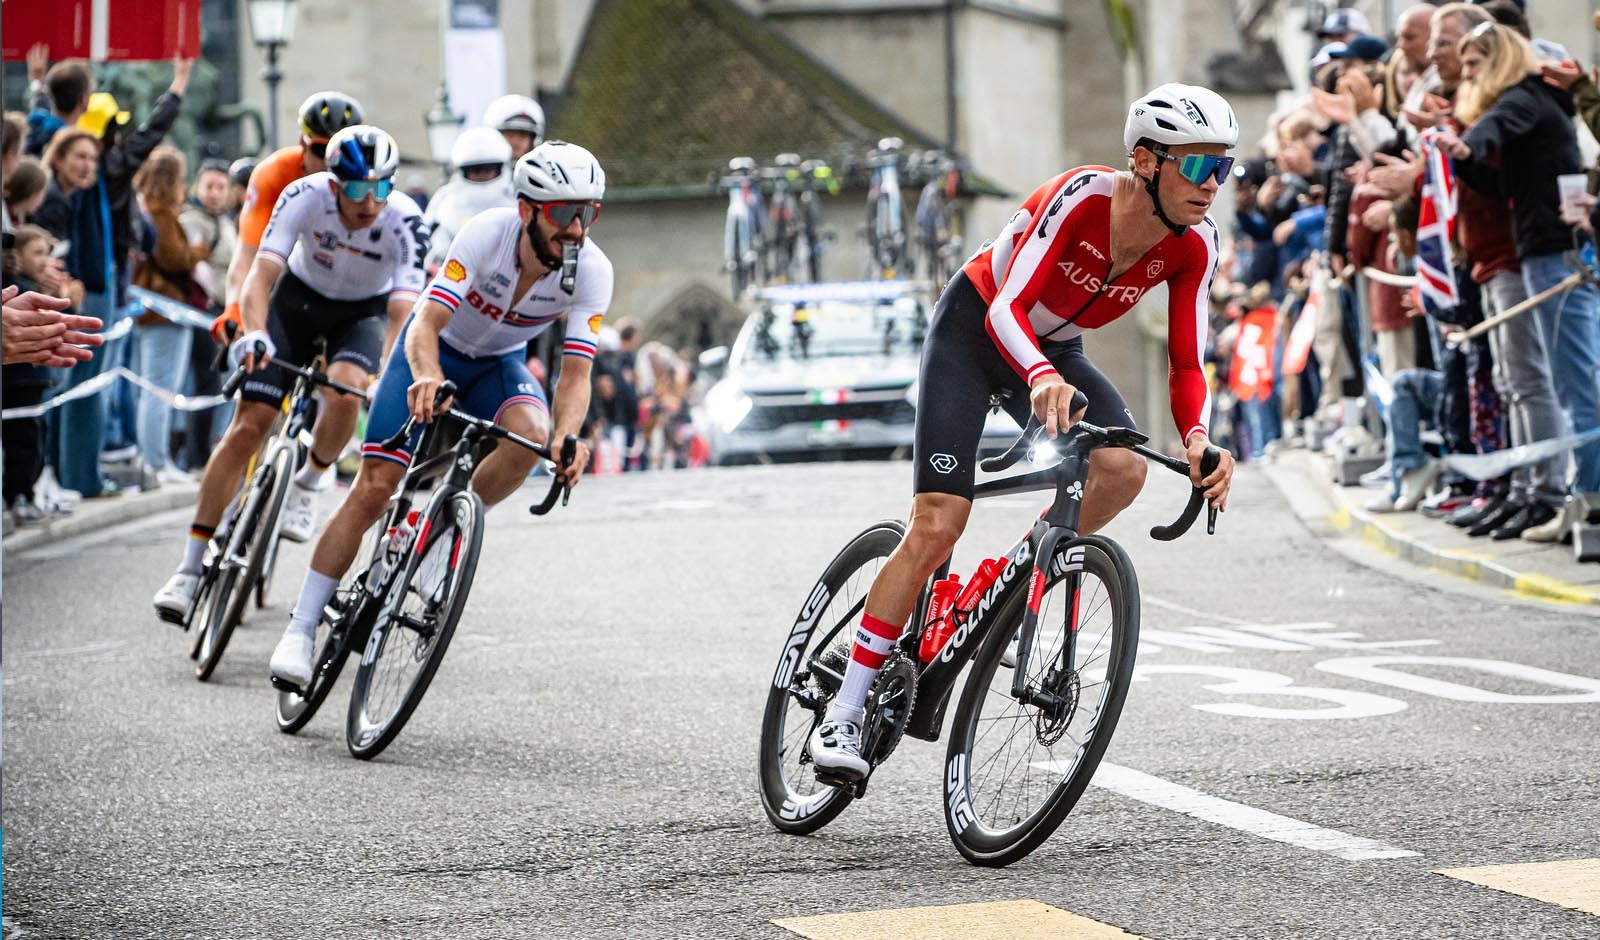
[78,93,131,138]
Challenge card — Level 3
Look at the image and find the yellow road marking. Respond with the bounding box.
[772,899,1146,939]
[1436,858,1600,916]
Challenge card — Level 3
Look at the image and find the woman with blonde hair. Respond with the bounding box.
[131,145,212,486]
[1435,20,1598,539]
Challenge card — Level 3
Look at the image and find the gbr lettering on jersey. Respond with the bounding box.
[420,207,614,360]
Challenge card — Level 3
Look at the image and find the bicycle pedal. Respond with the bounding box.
[269,675,306,695]
[813,768,863,790]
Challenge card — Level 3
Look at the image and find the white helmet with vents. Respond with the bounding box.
[1123,83,1238,153]
[482,94,546,143]
[451,126,513,174]
[513,141,606,202]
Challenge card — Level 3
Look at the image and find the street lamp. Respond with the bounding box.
[424,83,465,178]
[246,0,299,150]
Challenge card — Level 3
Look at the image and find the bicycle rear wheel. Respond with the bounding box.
[195,446,291,680]
[255,439,302,608]
[345,489,483,759]
[758,520,903,835]
[276,516,384,734]
[944,534,1139,867]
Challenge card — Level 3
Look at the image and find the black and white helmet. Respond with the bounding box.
[513,141,606,202]
[298,91,365,143]
[1123,83,1238,154]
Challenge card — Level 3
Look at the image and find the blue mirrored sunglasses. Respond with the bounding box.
[340,178,394,201]
[1155,150,1235,186]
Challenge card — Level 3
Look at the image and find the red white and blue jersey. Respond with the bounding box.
[257,172,427,303]
[420,207,612,359]
[961,166,1219,444]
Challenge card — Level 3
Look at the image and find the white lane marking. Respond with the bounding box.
[1061,761,1421,861]
[9,639,129,661]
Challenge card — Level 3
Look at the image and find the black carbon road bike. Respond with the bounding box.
[178,343,351,681]
[273,381,575,760]
[758,393,1220,866]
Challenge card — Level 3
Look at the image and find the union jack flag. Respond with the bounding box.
[1414,129,1459,318]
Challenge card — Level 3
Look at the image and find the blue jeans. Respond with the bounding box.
[1385,369,1443,501]
[1522,251,1600,492]
[52,290,117,495]
[134,320,194,471]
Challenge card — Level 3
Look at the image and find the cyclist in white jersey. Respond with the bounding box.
[154,125,426,624]
[268,141,612,688]
[423,127,515,273]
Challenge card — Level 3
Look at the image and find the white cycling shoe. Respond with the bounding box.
[153,571,201,626]
[808,718,870,782]
[269,629,315,689]
[280,483,320,543]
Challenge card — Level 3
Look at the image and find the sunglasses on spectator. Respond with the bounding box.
[1153,149,1235,186]
[540,201,602,228]
[305,138,329,159]
[340,178,394,201]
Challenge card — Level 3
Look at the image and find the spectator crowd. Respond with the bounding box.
[1207,0,1600,547]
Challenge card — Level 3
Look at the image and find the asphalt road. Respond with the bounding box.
[3,462,1597,939]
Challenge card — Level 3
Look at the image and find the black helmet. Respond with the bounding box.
[297,91,365,143]
[228,157,259,187]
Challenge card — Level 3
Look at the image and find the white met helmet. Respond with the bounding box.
[513,141,606,202]
[483,94,546,143]
[1123,83,1239,154]
[325,125,400,181]
[451,126,513,173]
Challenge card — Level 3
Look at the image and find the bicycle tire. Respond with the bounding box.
[345,489,483,759]
[195,448,291,680]
[276,517,385,734]
[255,441,302,609]
[758,520,904,835]
[943,534,1139,867]
[186,559,224,661]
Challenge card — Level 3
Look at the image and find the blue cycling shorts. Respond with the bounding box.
[362,321,549,465]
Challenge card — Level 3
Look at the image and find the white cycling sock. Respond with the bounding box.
[287,569,340,637]
[179,533,208,575]
[294,457,333,490]
[826,612,900,725]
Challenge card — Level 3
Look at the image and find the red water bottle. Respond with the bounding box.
[952,557,1006,614]
[918,574,963,663]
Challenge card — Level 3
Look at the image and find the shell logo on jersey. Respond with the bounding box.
[444,260,467,282]
[587,314,603,333]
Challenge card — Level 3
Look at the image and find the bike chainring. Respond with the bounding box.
[860,651,918,767]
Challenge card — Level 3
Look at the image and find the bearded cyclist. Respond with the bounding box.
[807,84,1241,782]
[268,141,612,689]
[152,125,427,623]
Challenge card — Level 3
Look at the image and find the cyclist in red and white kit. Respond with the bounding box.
[808,84,1242,781]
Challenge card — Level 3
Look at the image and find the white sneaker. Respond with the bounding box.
[269,629,315,689]
[1358,462,1392,488]
[1393,459,1441,512]
[155,465,194,486]
[1522,499,1577,544]
[281,484,319,543]
[1363,493,1400,513]
[153,571,202,626]
[808,718,870,781]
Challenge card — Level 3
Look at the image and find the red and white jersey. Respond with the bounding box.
[420,207,612,359]
[961,166,1219,444]
[257,172,427,303]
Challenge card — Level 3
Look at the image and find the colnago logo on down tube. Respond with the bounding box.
[938,542,1032,665]
[773,581,832,689]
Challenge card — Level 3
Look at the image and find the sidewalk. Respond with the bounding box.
[2,480,198,556]
[1263,449,1600,607]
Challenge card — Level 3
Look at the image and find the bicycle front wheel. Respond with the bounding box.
[944,534,1139,867]
[758,520,903,835]
[196,447,291,680]
[276,516,384,735]
[345,489,483,760]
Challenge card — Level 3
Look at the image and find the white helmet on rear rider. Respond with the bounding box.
[482,94,546,145]
[450,126,513,177]
[1122,83,1239,154]
[513,141,606,203]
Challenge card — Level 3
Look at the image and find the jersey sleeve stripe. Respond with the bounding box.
[985,172,1103,383]
[562,338,598,359]
[257,247,289,267]
[425,284,464,310]
[359,442,412,466]
[387,288,419,302]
